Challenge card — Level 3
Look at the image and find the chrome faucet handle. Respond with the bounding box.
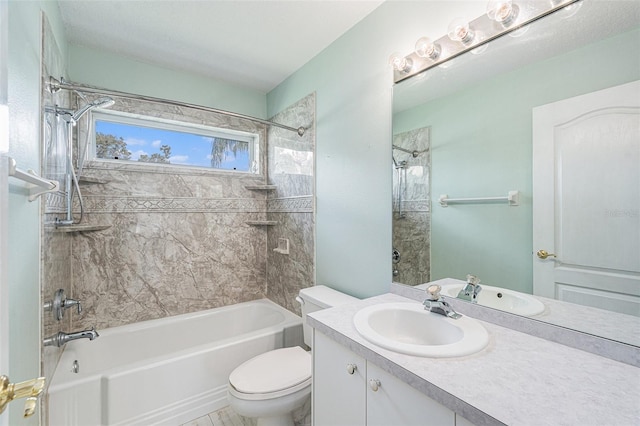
[44,289,83,320]
[466,274,480,285]
[426,284,442,301]
[62,297,82,315]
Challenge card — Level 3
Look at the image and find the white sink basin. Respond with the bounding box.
[353,302,489,358]
[439,283,545,316]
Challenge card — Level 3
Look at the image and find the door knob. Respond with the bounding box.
[346,364,357,375]
[536,250,557,260]
[0,375,45,418]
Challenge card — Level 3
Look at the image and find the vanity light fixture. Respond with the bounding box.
[486,0,519,26]
[447,18,476,45]
[414,37,441,61]
[391,0,583,84]
[389,52,413,73]
[447,18,489,55]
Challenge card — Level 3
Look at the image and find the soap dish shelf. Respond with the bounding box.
[78,176,109,185]
[246,220,278,226]
[50,224,112,233]
[244,185,277,191]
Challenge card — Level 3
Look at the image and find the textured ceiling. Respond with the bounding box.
[58,0,384,93]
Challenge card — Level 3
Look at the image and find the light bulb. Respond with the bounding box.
[388,52,413,73]
[447,18,475,44]
[414,37,441,61]
[487,0,518,26]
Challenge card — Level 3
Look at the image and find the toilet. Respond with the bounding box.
[227,285,358,426]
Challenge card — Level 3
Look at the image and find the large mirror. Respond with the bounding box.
[392,0,640,346]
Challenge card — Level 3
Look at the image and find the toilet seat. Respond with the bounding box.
[228,346,311,401]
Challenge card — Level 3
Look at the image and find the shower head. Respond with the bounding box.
[70,96,115,122]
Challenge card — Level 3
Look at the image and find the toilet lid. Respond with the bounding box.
[229,346,311,394]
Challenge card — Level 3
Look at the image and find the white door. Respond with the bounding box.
[532,80,640,316]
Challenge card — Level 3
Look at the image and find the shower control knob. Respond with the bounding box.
[346,364,357,375]
[392,249,401,264]
[369,379,381,392]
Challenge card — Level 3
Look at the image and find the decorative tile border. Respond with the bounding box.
[396,199,430,212]
[76,195,265,214]
[267,196,313,213]
[45,192,67,214]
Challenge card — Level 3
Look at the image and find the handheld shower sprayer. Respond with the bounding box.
[51,95,115,227]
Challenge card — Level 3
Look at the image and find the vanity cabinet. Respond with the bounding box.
[313,330,366,425]
[313,331,464,425]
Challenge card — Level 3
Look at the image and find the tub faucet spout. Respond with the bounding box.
[43,327,99,347]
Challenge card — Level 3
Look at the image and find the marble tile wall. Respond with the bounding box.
[392,127,431,285]
[266,94,316,316]
[41,31,315,337]
[68,97,272,330]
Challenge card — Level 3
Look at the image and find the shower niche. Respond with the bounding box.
[391,126,431,285]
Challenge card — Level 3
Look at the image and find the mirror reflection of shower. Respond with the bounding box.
[393,155,408,219]
[44,94,115,225]
[391,127,431,285]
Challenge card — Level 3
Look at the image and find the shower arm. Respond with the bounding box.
[46,77,306,137]
[392,145,427,158]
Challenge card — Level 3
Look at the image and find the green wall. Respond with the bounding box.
[267,1,487,298]
[68,44,268,119]
[393,29,640,293]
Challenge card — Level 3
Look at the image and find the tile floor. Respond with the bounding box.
[180,406,256,426]
[180,401,311,426]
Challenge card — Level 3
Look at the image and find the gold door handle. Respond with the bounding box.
[0,375,45,418]
[536,250,557,260]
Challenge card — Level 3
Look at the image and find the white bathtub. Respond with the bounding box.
[47,299,303,426]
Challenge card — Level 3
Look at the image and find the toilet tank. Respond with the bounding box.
[297,285,359,347]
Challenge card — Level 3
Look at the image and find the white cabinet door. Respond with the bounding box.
[532,80,640,316]
[313,331,366,426]
[367,362,454,426]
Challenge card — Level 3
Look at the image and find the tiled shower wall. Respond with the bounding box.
[392,127,431,285]
[266,94,315,315]
[41,25,314,337]
[68,96,270,330]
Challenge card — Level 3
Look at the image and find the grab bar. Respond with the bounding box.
[439,190,519,207]
[7,157,59,201]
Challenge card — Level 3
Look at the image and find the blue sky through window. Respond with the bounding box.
[95,121,250,171]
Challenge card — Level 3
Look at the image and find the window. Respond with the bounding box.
[91,111,259,173]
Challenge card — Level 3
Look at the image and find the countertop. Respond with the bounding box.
[308,293,640,426]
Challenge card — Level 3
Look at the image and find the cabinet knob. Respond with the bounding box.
[346,364,357,375]
[369,378,381,392]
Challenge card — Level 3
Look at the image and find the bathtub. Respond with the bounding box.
[47,299,303,426]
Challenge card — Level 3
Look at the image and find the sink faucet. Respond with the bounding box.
[457,274,482,303]
[43,327,99,347]
[423,284,461,319]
